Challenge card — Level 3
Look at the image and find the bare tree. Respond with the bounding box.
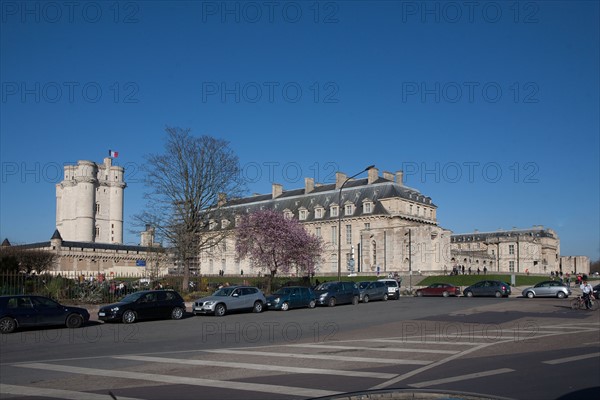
[136,127,246,291]
[0,247,56,274]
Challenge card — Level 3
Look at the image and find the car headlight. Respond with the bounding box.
[203,301,214,306]
[319,293,327,299]
[273,298,280,304]
[110,307,119,312]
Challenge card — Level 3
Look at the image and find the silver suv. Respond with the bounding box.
[378,278,401,299]
[193,286,266,316]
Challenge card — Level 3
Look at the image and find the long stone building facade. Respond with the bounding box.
[199,168,453,276]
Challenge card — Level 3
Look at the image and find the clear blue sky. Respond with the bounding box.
[1,1,598,260]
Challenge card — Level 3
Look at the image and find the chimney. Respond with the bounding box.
[218,193,227,206]
[368,167,379,184]
[272,183,283,199]
[383,171,394,181]
[335,172,347,189]
[395,170,404,186]
[305,177,315,194]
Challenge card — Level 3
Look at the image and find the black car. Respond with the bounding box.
[593,284,600,298]
[463,280,511,298]
[0,295,90,334]
[98,290,186,323]
[314,281,360,306]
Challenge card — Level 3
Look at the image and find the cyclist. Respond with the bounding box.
[580,280,594,309]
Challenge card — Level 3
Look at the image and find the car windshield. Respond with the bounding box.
[120,292,146,303]
[315,283,336,290]
[213,287,237,296]
[358,282,370,289]
[273,288,291,295]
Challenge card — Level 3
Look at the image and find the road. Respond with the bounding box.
[1,296,599,399]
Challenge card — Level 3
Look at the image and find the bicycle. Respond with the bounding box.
[570,295,598,311]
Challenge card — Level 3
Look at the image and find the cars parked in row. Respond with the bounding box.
[463,280,511,298]
[193,286,266,316]
[415,283,461,297]
[378,278,401,299]
[314,281,360,306]
[98,289,186,323]
[0,295,90,334]
[266,286,316,310]
[358,281,389,303]
[521,280,571,298]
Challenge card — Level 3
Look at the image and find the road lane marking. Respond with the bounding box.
[364,338,504,346]
[286,343,458,355]
[202,349,431,365]
[409,368,515,388]
[16,363,339,398]
[114,355,397,379]
[543,352,600,365]
[0,384,143,400]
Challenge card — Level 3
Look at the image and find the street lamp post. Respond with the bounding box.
[337,165,375,281]
[406,228,412,292]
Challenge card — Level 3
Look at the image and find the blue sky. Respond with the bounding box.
[1,1,598,260]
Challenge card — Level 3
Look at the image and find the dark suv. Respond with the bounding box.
[314,281,360,307]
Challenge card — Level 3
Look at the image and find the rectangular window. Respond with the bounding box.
[299,210,307,220]
[345,205,353,215]
[315,227,321,237]
[331,226,337,245]
[364,223,370,230]
[364,203,372,213]
[315,209,322,218]
[331,207,338,217]
[346,224,352,245]
[509,244,515,255]
[509,261,515,272]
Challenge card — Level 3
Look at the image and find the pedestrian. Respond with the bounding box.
[483,266,487,275]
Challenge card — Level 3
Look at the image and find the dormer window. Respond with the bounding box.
[284,209,293,220]
[363,201,373,214]
[299,208,308,220]
[315,207,324,219]
[344,204,354,216]
[221,219,230,229]
[330,205,339,217]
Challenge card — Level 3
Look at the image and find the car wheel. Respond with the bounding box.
[383,293,388,301]
[465,291,474,297]
[280,302,290,311]
[495,291,502,298]
[253,301,264,313]
[65,313,84,329]
[352,296,359,305]
[442,291,449,298]
[328,297,336,307]
[557,292,566,299]
[363,295,370,303]
[526,291,535,299]
[122,310,136,324]
[308,300,316,308]
[0,317,17,334]
[214,303,226,317]
[171,307,184,320]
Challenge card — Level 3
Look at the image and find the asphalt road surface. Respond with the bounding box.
[1,296,599,400]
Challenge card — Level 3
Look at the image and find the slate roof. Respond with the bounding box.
[451,227,556,242]
[214,177,435,224]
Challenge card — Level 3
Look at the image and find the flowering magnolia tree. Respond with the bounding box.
[235,209,323,293]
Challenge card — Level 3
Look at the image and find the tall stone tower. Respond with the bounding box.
[56,158,126,243]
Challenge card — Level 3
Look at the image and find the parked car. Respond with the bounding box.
[98,289,185,323]
[358,281,389,303]
[593,284,600,298]
[266,286,316,310]
[0,295,89,334]
[415,283,461,297]
[521,280,571,298]
[193,286,266,316]
[463,280,511,298]
[314,281,359,307]
[378,278,401,299]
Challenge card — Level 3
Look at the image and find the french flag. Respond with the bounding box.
[109,150,119,158]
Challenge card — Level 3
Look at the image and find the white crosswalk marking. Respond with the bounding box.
[0,384,143,400]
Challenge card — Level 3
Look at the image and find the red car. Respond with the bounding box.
[415,283,461,297]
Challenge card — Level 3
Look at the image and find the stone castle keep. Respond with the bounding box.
[56,158,125,244]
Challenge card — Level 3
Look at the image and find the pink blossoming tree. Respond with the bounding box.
[235,209,323,293]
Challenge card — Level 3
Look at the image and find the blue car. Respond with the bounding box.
[0,295,90,334]
[267,286,316,311]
